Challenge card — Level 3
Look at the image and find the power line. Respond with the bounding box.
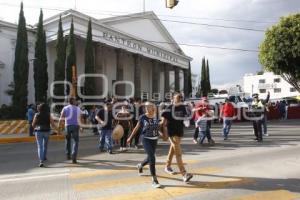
[44,28,259,52]
[0,2,267,32]
[0,23,259,53]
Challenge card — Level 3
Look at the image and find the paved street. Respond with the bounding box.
[0,120,300,200]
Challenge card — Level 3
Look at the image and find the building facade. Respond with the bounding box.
[0,10,192,106]
[243,72,300,99]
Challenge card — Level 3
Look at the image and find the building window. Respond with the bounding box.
[259,89,266,93]
[274,88,281,93]
[259,79,265,84]
[290,88,296,92]
[274,78,281,83]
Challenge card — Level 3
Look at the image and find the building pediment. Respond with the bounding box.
[42,9,191,69]
[98,11,185,56]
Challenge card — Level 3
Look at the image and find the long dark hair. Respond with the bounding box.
[37,103,50,125]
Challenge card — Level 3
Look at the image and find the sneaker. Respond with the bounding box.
[193,139,198,144]
[72,159,77,164]
[264,133,269,136]
[224,136,228,140]
[152,180,162,188]
[183,173,193,182]
[39,162,44,167]
[134,145,139,149]
[164,167,175,175]
[152,176,162,188]
[108,150,113,154]
[137,164,143,175]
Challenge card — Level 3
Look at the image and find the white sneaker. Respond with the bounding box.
[164,167,175,175]
[152,177,162,188]
[183,173,193,182]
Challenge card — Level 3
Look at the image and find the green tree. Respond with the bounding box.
[12,2,29,118]
[53,15,66,100]
[33,9,48,103]
[200,57,208,97]
[187,62,193,96]
[84,18,96,98]
[66,18,76,94]
[206,59,211,92]
[259,13,300,92]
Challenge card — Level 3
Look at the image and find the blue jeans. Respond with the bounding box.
[65,125,79,159]
[198,126,212,144]
[98,129,113,151]
[223,119,232,137]
[35,131,50,162]
[141,137,158,176]
[199,130,207,144]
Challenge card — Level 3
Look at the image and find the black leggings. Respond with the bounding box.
[120,128,130,148]
[141,138,158,176]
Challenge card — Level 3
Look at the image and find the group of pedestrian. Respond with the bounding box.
[30,93,194,189]
[191,91,271,144]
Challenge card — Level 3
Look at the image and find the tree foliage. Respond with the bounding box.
[259,13,300,92]
[12,2,29,118]
[66,18,76,94]
[200,57,211,97]
[33,9,48,103]
[84,18,96,98]
[53,15,66,100]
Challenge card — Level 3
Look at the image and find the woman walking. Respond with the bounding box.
[127,102,162,188]
[116,105,132,151]
[32,103,57,167]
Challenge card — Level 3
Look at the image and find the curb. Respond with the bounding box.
[0,135,65,144]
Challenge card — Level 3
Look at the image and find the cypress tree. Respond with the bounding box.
[12,2,29,118]
[84,18,96,98]
[200,57,208,97]
[206,59,211,92]
[187,62,192,96]
[66,18,76,94]
[33,9,48,103]
[53,15,66,100]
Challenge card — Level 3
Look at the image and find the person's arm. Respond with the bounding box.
[219,105,224,119]
[58,109,65,129]
[127,122,141,144]
[160,117,169,140]
[32,114,38,129]
[264,91,270,104]
[95,114,104,125]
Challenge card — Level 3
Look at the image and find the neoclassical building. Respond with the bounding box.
[0,10,192,106]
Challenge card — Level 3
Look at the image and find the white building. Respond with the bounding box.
[0,10,192,106]
[243,72,300,100]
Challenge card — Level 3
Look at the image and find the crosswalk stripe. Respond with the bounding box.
[88,177,252,200]
[70,159,199,179]
[230,190,300,200]
[73,167,222,192]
